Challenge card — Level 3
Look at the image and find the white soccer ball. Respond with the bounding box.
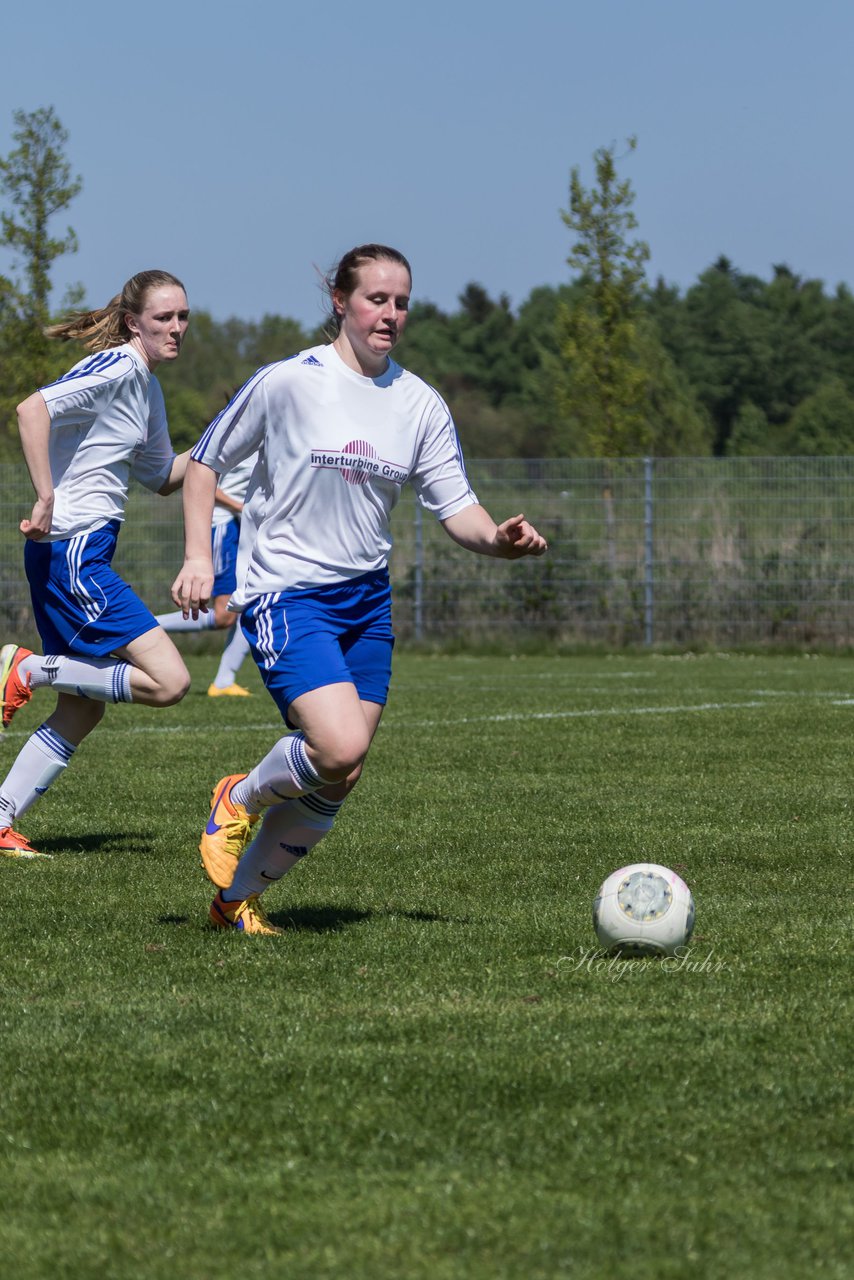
[592,863,695,957]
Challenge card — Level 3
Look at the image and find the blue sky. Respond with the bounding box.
[1,0,851,328]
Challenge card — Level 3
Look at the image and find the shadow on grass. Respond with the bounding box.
[270,904,468,933]
[156,905,469,934]
[34,830,157,858]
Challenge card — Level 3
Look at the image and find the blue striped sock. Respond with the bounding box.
[233,732,333,809]
[0,722,77,821]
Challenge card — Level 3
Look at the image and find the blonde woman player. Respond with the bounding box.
[0,270,192,859]
[172,243,547,934]
[155,451,259,696]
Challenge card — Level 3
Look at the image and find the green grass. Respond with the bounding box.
[1,651,851,1279]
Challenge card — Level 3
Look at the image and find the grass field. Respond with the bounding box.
[1,650,851,1279]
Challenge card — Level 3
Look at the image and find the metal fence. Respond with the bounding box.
[3,457,854,648]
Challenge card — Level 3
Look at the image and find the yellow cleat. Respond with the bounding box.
[199,773,260,889]
[207,683,251,698]
[209,890,283,935]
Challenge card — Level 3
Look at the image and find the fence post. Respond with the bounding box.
[644,456,654,646]
[414,499,424,641]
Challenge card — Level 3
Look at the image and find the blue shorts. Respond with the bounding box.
[241,569,394,724]
[25,520,159,658]
[211,519,240,597]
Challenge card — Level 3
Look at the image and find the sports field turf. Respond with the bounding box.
[1,651,851,1279]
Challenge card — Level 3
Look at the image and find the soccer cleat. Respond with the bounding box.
[199,773,260,888]
[207,682,251,697]
[0,825,49,859]
[0,644,34,730]
[209,890,283,935]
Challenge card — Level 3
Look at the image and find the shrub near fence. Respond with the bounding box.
[2,457,854,648]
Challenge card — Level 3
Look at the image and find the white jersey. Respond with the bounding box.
[211,450,259,528]
[192,342,477,604]
[38,343,175,540]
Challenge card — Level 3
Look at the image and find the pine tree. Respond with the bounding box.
[555,137,651,457]
[0,106,82,443]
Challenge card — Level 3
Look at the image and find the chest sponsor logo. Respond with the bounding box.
[311,440,408,487]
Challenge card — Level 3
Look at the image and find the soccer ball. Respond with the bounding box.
[592,863,695,957]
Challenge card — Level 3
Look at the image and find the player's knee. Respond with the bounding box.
[312,734,370,781]
[168,667,192,705]
[212,599,237,629]
[154,665,191,707]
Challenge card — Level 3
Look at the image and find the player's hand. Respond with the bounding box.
[171,557,214,619]
[20,496,54,541]
[494,513,548,559]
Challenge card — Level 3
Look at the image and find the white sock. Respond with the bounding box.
[212,624,251,688]
[20,655,133,703]
[0,723,76,825]
[232,733,333,809]
[225,792,343,901]
[155,609,217,633]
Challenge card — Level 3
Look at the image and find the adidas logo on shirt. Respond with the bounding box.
[301,355,322,366]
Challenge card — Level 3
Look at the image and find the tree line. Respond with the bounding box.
[2,110,854,461]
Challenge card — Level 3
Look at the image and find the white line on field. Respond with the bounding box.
[387,700,770,727]
[0,698,780,742]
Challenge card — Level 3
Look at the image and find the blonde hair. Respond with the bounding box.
[46,269,186,351]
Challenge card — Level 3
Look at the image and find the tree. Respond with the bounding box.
[664,257,773,454]
[555,137,651,456]
[0,106,81,322]
[761,265,828,424]
[725,402,773,457]
[636,316,713,455]
[785,379,854,455]
[0,106,82,441]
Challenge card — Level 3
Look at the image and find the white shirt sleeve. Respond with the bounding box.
[130,377,177,492]
[410,390,477,520]
[41,351,128,426]
[192,365,274,473]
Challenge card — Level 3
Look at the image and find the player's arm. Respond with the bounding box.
[16,392,54,540]
[171,459,219,618]
[158,448,192,495]
[213,487,244,515]
[441,505,548,559]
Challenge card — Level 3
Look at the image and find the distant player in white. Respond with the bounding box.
[0,271,192,859]
[173,244,548,934]
[155,450,259,696]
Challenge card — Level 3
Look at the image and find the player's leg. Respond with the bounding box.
[242,680,374,798]
[202,575,392,920]
[200,682,364,889]
[216,696,381,890]
[0,628,188,853]
[1,643,136,727]
[212,631,387,892]
[4,524,189,726]
[1,630,189,722]
[208,698,383,933]
[208,625,252,696]
[113,627,191,706]
[0,692,105,858]
[224,699,382,894]
[154,607,219,633]
[157,593,236,636]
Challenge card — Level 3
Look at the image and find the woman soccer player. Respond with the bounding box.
[172,243,547,934]
[0,270,193,858]
[155,450,259,696]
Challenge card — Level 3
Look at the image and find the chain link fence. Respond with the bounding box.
[2,457,854,649]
